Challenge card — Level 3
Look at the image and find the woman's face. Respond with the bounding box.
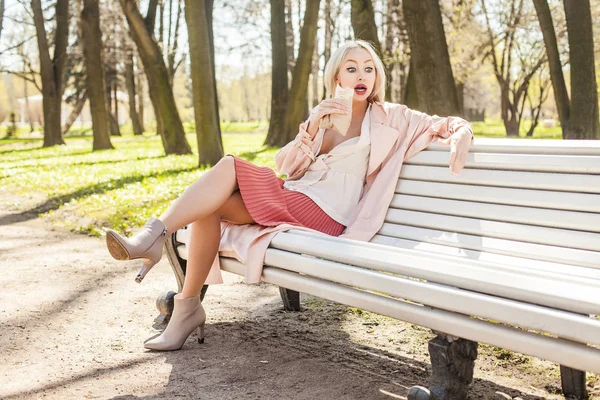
[335,47,376,102]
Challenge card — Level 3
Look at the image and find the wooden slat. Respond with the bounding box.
[369,234,600,282]
[399,165,600,193]
[390,194,600,233]
[426,139,600,155]
[377,223,600,269]
[385,209,600,252]
[395,180,600,213]
[406,151,600,174]
[221,258,600,373]
[270,233,600,314]
[265,249,600,346]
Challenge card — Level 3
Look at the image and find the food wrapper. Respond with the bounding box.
[319,84,354,136]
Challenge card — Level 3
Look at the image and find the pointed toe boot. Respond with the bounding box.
[106,217,168,283]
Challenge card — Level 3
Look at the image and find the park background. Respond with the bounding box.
[1,1,599,398]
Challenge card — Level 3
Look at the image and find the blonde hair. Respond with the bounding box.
[323,40,386,103]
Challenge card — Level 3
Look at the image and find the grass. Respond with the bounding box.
[0,118,563,236]
[0,132,278,236]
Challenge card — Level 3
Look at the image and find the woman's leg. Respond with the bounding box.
[159,155,239,234]
[180,191,255,298]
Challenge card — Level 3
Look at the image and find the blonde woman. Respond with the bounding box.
[106,40,474,351]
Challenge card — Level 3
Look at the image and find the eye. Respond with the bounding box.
[365,67,374,73]
[346,67,356,73]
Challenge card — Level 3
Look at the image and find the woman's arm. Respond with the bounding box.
[274,119,324,180]
[401,106,473,175]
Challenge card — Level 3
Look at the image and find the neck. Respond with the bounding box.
[352,100,368,119]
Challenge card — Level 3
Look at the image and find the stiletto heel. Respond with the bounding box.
[105,217,168,283]
[197,324,205,344]
[135,259,154,283]
[144,295,206,351]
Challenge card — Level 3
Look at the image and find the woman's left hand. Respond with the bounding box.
[438,128,473,175]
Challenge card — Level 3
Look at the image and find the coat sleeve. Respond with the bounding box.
[274,119,325,180]
[401,106,473,162]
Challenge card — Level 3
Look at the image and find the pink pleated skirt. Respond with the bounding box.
[231,155,345,236]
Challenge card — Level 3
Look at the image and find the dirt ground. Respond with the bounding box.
[1,191,598,400]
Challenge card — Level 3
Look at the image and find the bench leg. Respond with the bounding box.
[560,366,587,400]
[278,287,301,311]
[408,334,478,400]
[155,286,209,322]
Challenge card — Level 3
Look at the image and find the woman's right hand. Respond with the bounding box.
[306,98,350,138]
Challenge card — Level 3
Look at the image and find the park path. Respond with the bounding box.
[0,192,572,400]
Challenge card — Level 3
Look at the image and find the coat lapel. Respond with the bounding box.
[367,102,401,176]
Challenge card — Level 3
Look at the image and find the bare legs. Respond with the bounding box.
[159,156,239,234]
[159,156,255,298]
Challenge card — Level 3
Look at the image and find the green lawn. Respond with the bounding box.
[0,133,278,235]
[0,119,562,236]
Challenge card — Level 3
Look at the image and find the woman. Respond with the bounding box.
[106,40,473,351]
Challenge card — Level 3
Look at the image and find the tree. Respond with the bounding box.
[563,0,598,139]
[31,0,70,147]
[184,0,223,166]
[351,0,382,54]
[278,0,321,147]
[264,0,289,146]
[124,50,144,135]
[119,0,191,155]
[532,0,570,134]
[81,0,113,150]
[402,0,460,116]
[480,0,545,136]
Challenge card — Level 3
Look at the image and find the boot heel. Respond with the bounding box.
[197,324,205,344]
[135,259,156,283]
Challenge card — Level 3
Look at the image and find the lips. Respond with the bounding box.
[354,84,368,95]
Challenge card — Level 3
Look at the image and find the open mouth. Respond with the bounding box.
[354,84,368,96]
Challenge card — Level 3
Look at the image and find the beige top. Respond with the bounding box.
[283,106,372,225]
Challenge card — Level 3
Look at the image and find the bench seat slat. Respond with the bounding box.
[220,258,600,374]
[427,139,600,155]
[400,165,600,193]
[377,223,600,268]
[269,233,600,314]
[264,249,600,346]
[390,194,600,233]
[385,209,600,252]
[396,180,600,213]
[370,234,600,282]
[406,151,600,174]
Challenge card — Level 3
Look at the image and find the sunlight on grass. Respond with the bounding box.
[0,119,563,235]
[1,133,278,235]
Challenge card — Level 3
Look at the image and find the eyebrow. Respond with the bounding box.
[345,59,374,64]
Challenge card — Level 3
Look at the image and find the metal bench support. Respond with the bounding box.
[408,334,478,400]
[279,287,301,311]
[560,366,587,400]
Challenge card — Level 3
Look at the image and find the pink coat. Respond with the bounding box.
[204,102,473,285]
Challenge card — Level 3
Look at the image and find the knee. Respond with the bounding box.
[217,155,234,169]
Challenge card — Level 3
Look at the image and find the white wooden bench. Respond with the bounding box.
[161,138,600,400]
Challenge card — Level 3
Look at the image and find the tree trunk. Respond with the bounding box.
[32,0,69,147]
[563,0,599,139]
[137,71,145,131]
[322,0,332,100]
[119,0,191,154]
[205,0,222,145]
[351,0,382,54]
[0,0,5,44]
[145,0,159,32]
[184,0,223,166]
[125,52,144,135]
[532,0,570,136]
[403,58,419,109]
[265,0,289,146]
[61,89,88,136]
[311,39,319,108]
[113,81,120,128]
[81,0,112,149]
[285,0,295,83]
[402,0,459,116]
[279,0,321,147]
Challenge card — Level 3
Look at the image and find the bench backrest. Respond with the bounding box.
[371,138,600,277]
